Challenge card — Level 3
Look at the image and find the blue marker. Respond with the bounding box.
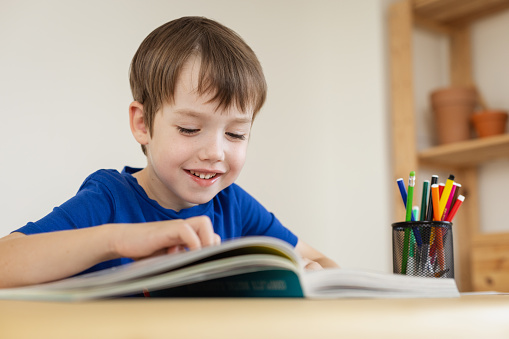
[396,177,423,247]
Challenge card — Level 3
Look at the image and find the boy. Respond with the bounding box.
[0,16,337,289]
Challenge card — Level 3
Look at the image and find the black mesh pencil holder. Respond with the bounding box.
[392,221,454,279]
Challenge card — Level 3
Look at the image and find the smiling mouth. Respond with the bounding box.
[189,170,218,180]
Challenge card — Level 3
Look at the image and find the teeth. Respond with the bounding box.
[190,170,217,179]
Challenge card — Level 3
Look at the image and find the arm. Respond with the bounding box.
[295,239,339,270]
[0,216,220,288]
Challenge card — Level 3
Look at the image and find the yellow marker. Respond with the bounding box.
[438,174,455,220]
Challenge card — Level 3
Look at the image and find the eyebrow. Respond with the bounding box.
[174,109,253,124]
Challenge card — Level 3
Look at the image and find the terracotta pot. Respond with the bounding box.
[430,87,477,144]
[431,87,477,107]
[471,110,508,138]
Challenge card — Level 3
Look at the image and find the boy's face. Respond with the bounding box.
[138,57,253,211]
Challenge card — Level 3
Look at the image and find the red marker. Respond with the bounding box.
[445,195,465,222]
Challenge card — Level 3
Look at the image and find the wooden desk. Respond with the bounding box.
[1,295,508,338]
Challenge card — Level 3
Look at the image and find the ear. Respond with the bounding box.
[129,101,150,146]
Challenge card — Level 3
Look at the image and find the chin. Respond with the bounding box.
[184,193,218,206]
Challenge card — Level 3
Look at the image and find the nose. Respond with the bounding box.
[198,133,225,162]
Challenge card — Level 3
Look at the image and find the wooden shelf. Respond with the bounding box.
[413,0,509,26]
[389,0,509,292]
[419,133,509,167]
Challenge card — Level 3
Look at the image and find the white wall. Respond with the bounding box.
[0,0,391,271]
[472,11,509,234]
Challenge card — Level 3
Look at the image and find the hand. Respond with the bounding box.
[0,216,220,288]
[301,257,323,271]
[111,216,221,260]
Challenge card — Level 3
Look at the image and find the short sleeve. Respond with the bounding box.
[231,185,298,247]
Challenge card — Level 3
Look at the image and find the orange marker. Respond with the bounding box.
[430,184,441,257]
[431,184,441,221]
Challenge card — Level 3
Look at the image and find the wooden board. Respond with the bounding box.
[389,0,418,221]
[419,133,509,168]
[413,0,509,26]
[472,232,509,292]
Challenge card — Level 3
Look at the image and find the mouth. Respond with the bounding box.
[188,170,219,180]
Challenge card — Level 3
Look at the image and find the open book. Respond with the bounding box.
[0,236,459,301]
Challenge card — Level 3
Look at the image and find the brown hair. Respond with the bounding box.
[129,16,267,155]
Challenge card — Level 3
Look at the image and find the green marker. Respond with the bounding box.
[420,180,430,222]
[419,180,430,274]
[412,206,419,222]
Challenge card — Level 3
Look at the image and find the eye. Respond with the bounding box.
[177,126,199,135]
[226,132,246,141]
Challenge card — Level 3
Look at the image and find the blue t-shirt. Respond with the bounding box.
[15,167,297,274]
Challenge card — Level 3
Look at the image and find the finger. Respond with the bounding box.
[304,260,323,271]
[213,234,221,246]
[171,222,203,251]
[185,216,216,247]
[167,245,186,255]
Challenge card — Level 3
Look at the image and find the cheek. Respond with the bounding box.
[228,144,248,172]
[149,134,189,166]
